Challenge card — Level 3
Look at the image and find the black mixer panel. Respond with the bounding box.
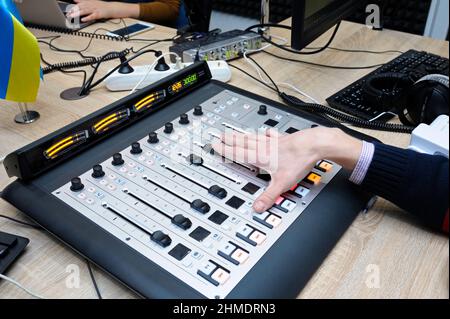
[1,62,374,299]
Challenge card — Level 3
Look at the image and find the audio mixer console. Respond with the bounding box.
[2,62,374,299]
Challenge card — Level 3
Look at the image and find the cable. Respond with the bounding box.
[0,214,43,230]
[0,156,5,165]
[41,49,130,74]
[27,23,128,41]
[129,52,180,94]
[0,274,46,299]
[228,64,278,93]
[86,260,102,299]
[262,50,386,70]
[307,46,405,55]
[250,22,342,55]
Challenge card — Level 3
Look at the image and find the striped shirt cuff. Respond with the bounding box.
[349,141,375,185]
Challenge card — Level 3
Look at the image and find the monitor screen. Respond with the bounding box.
[291,0,357,50]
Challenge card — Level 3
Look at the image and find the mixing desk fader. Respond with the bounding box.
[2,62,376,299]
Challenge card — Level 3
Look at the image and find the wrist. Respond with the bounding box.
[311,128,363,171]
[111,2,140,19]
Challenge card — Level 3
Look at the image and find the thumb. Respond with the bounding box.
[253,179,286,213]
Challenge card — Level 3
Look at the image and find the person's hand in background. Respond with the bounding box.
[212,127,363,213]
[67,0,140,22]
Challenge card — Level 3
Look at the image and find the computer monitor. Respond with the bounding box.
[291,0,358,51]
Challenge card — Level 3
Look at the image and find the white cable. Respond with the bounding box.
[243,37,320,104]
[0,156,5,165]
[129,52,180,95]
[0,273,46,299]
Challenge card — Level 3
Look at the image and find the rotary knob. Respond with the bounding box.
[112,153,124,166]
[70,177,84,192]
[130,142,142,155]
[258,105,268,115]
[92,165,105,179]
[148,132,159,144]
[179,114,190,125]
[193,106,203,116]
[164,122,174,134]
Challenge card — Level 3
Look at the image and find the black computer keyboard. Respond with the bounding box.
[326,50,449,121]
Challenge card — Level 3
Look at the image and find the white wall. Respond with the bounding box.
[424,0,449,39]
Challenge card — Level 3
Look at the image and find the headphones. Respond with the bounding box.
[362,72,449,126]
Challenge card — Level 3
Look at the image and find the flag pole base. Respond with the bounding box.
[14,110,40,124]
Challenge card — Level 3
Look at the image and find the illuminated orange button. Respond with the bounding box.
[305,173,322,185]
[275,196,285,206]
[317,161,333,172]
[211,268,230,285]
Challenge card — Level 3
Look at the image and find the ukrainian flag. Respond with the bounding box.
[0,0,41,103]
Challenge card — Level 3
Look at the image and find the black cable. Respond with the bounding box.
[234,53,415,134]
[229,64,278,93]
[79,49,160,95]
[86,260,102,299]
[245,23,292,32]
[262,50,386,70]
[250,22,342,55]
[246,55,280,94]
[0,214,43,230]
[42,49,130,74]
[307,47,405,55]
[40,53,88,87]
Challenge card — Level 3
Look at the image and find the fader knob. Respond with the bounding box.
[258,105,268,115]
[179,114,190,125]
[193,106,203,116]
[150,231,172,248]
[208,185,228,199]
[112,153,124,166]
[148,132,159,144]
[70,177,84,192]
[188,154,204,166]
[130,142,142,155]
[172,214,192,230]
[164,122,174,134]
[92,165,105,178]
[191,199,211,214]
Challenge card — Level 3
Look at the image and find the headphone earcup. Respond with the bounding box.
[399,81,449,126]
[362,73,414,112]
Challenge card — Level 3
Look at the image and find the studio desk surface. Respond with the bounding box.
[0,19,448,299]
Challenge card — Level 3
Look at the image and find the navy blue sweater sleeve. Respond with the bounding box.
[360,142,449,234]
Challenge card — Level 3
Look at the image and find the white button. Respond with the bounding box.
[211,268,230,285]
[145,152,153,158]
[221,223,232,231]
[243,104,251,110]
[128,162,137,168]
[231,97,239,102]
[163,140,170,146]
[107,184,116,191]
[163,149,170,154]
[231,249,249,264]
[230,217,240,224]
[77,193,87,200]
[266,215,282,228]
[214,115,221,121]
[214,108,221,113]
[202,240,214,249]
[253,211,270,222]
[220,104,226,110]
[182,258,193,268]
[275,114,283,120]
[220,243,236,256]
[86,198,95,205]
[146,160,154,166]
[128,172,136,177]
[249,231,266,246]
[281,199,297,211]
[238,225,253,237]
[138,156,146,162]
[231,113,239,118]
[226,100,234,106]
[120,167,127,173]
[191,251,203,259]
[207,113,214,118]
[99,179,108,186]
[208,120,216,125]
[87,187,96,193]
[199,261,216,276]
[108,174,116,180]
[295,186,310,197]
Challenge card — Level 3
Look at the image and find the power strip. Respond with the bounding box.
[409,115,449,158]
[105,60,232,92]
[169,30,263,62]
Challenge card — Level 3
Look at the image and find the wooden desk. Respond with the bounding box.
[0,19,448,299]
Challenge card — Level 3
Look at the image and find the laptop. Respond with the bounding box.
[16,0,94,30]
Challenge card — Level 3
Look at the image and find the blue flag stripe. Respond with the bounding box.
[0,7,14,99]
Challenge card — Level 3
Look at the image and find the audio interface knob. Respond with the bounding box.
[112,153,124,166]
[148,132,159,144]
[92,165,105,178]
[130,142,142,155]
[208,185,228,199]
[179,114,190,125]
[70,177,84,192]
[164,122,174,134]
[258,105,268,115]
[193,106,203,116]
